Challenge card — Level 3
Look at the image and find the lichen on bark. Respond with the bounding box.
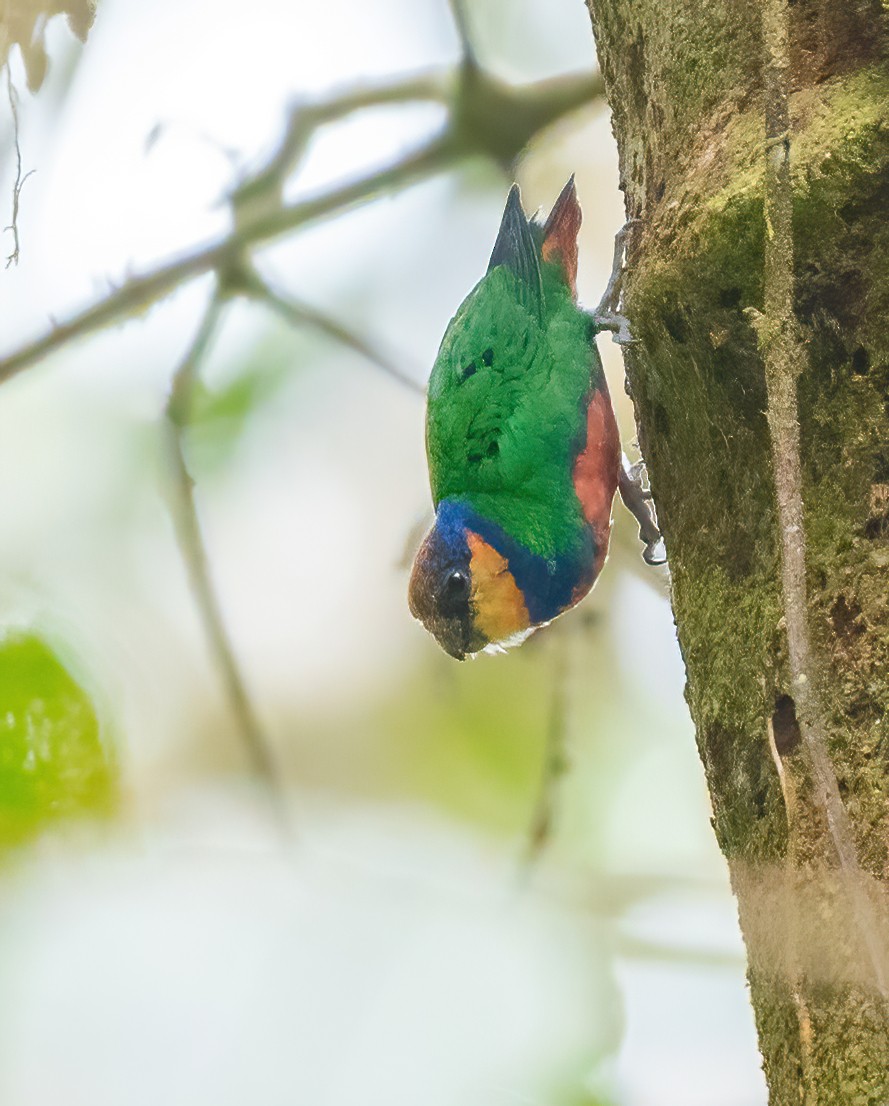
[585,0,889,1098]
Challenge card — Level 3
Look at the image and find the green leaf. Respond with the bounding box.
[0,635,116,848]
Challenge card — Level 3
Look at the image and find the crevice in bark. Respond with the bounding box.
[772,695,802,756]
[752,0,889,1000]
[766,712,814,1104]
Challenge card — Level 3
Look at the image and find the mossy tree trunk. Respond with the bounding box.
[584,0,889,1099]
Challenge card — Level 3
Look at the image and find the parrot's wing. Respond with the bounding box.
[487,184,543,315]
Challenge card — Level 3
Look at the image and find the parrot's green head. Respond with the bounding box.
[410,180,594,659]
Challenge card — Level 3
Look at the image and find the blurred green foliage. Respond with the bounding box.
[382,642,554,832]
[0,635,116,848]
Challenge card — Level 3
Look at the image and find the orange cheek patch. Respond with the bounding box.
[466,532,530,643]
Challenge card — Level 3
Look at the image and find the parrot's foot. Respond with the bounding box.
[618,455,666,565]
[594,310,635,347]
[591,219,640,346]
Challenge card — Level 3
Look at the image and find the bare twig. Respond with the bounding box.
[750,0,889,998]
[164,293,291,834]
[615,932,745,969]
[237,265,424,396]
[525,629,570,862]
[0,63,602,384]
[448,0,478,68]
[0,134,455,386]
[232,72,451,220]
[4,66,36,268]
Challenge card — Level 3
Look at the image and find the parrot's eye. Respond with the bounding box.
[460,361,477,381]
[481,347,494,366]
[438,569,471,616]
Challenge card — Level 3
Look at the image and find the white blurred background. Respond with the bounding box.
[0,1,766,1103]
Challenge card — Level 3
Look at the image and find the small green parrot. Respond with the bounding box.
[409,179,661,659]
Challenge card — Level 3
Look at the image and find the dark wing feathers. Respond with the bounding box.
[487,184,544,314]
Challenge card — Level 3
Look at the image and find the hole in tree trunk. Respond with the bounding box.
[851,346,870,375]
[772,694,802,755]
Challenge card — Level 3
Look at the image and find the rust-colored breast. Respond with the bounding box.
[572,381,621,578]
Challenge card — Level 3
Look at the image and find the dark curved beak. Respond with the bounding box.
[439,634,467,662]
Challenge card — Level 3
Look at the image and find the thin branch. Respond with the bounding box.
[4,66,36,268]
[615,932,745,970]
[448,0,478,69]
[0,63,602,385]
[751,0,889,999]
[165,295,225,426]
[237,265,424,396]
[0,134,455,387]
[232,72,451,215]
[524,629,570,863]
[164,293,291,834]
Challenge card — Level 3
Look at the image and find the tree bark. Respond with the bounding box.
[584,0,889,1099]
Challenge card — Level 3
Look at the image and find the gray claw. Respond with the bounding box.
[642,536,667,566]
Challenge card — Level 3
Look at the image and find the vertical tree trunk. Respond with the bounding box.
[583,0,889,1099]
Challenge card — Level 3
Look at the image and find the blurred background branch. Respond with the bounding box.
[164,286,292,834]
[0,16,603,384]
[237,265,424,395]
[163,260,420,803]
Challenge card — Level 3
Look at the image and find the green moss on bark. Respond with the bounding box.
[625,62,889,873]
